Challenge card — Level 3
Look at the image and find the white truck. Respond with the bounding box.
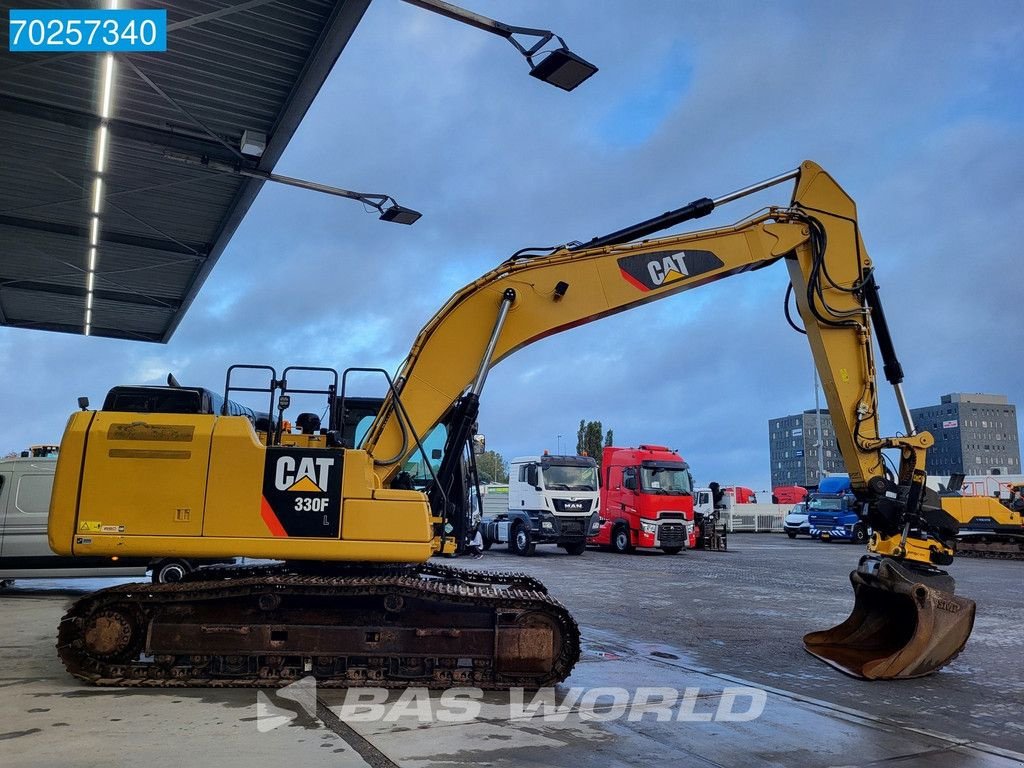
[480,454,600,556]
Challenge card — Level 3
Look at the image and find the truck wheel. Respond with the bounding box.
[562,541,586,556]
[661,546,683,555]
[611,525,633,554]
[852,524,868,545]
[786,531,797,539]
[509,524,535,556]
[152,559,191,584]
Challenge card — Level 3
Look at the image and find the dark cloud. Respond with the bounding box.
[2,1,1021,487]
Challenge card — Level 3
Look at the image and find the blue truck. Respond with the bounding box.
[806,474,870,544]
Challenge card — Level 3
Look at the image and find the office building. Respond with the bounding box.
[910,393,1020,476]
[768,409,846,488]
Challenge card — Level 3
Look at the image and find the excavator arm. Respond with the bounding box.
[364,162,938,549]
[362,160,975,678]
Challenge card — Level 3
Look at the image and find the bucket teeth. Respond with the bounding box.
[803,555,976,680]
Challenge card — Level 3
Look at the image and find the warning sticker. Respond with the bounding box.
[78,521,103,533]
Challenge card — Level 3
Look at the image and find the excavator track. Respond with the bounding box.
[180,560,551,594]
[954,536,1024,561]
[56,565,578,688]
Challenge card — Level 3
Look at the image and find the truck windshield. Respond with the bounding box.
[641,466,692,494]
[809,498,843,510]
[542,464,597,491]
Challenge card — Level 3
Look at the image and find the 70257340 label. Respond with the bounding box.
[8,9,167,53]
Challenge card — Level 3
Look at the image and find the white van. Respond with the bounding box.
[0,454,229,585]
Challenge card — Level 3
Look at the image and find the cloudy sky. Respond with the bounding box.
[3,0,1022,491]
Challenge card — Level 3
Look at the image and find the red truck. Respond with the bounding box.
[723,486,758,505]
[772,485,808,505]
[590,445,697,554]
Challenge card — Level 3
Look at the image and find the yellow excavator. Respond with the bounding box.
[49,161,977,687]
[939,476,1024,559]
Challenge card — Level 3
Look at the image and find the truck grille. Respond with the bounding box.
[659,522,686,546]
[553,498,593,513]
[559,519,584,535]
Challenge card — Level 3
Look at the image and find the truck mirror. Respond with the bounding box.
[526,465,538,487]
[472,434,485,455]
[623,475,636,491]
[431,449,442,460]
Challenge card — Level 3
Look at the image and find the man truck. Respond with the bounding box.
[591,445,696,554]
[480,454,600,555]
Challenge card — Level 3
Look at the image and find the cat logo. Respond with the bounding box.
[262,450,343,538]
[274,456,335,493]
[618,249,725,293]
[647,252,689,286]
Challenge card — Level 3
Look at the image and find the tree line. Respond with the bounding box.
[475,418,614,484]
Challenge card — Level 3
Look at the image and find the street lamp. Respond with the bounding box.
[246,171,422,224]
[401,0,598,91]
[162,152,422,225]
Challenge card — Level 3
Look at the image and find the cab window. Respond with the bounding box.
[15,474,52,515]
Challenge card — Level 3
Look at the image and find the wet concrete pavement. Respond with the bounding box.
[488,536,1024,754]
[0,536,1021,767]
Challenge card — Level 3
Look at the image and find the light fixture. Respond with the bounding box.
[95,125,109,173]
[378,201,422,225]
[527,47,599,91]
[240,129,267,157]
[91,178,103,214]
[401,0,598,92]
[99,54,115,118]
[164,151,423,225]
[83,6,120,335]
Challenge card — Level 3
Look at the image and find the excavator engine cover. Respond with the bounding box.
[803,555,975,679]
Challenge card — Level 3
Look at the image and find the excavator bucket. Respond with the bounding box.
[804,555,975,679]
